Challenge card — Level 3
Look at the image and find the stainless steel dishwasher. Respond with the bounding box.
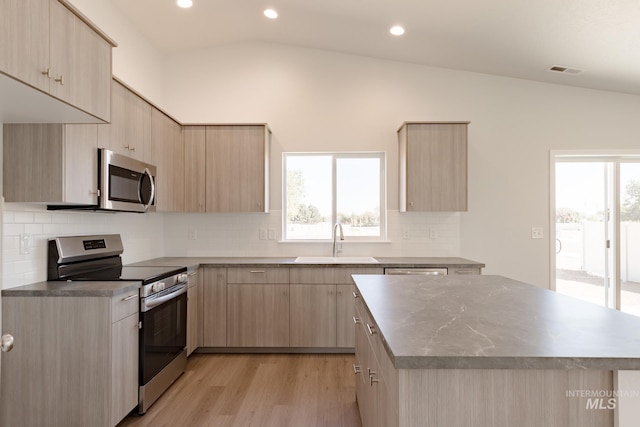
[384,268,448,275]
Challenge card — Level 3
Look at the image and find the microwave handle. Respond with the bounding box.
[141,167,155,211]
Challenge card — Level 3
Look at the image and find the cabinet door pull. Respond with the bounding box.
[122,294,138,301]
[369,371,379,386]
[353,316,361,324]
[352,291,360,299]
[41,68,51,78]
[353,364,361,374]
[366,323,376,336]
[455,269,475,275]
[249,270,266,274]
[54,75,64,85]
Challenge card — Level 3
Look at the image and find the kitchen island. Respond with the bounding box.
[351,274,640,427]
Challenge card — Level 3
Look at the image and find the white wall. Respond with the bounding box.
[162,42,640,288]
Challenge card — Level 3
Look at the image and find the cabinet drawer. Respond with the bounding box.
[227,267,289,284]
[290,267,383,284]
[111,290,139,323]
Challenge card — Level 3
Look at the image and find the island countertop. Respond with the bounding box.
[352,274,640,370]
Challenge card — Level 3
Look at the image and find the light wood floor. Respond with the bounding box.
[118,354,363,427]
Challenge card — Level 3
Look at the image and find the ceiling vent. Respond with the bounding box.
[547,65,583,75]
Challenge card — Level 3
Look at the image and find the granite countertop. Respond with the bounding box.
[127,256,485,270]
[352,274,640,370]
[1,280,140,297]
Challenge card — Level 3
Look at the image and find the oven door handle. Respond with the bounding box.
[142,284,187,312]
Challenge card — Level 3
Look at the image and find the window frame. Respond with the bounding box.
[282,151,386,242]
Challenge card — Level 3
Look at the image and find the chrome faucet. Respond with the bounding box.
[332,222,344,257]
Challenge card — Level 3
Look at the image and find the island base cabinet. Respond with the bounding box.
[394,369,613,427]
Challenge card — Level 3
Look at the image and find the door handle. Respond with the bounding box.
[1,334,14,352]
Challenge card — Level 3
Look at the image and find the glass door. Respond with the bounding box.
[554,161,615,308]
[620,162,640,316]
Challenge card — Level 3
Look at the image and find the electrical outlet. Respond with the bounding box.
[19,233,32,255]
[267,228,276,240]
[531,227,543,239]
[402,229,410,239]
[187,229,198,241]
[429,228,437,239]
[259,228,267,240]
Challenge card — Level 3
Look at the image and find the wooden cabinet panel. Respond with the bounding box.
[98,80,151,161]
[111,312,139,426]
[0,0,50,92]
[202,268,226,347]
[336,284,356,348]
[399,122,468,212]
[3,123,98,204]
[227,267,289,284]
[184,126,206,212]
[110,289,139,323]
[205,125,270,212]
[227,284,289,347]
[152,108,184,212]
[290,284,336,347]
[186,270,200,355]
[48,0,111,122]
[0,0,112,121]
[290,267,383,284]
[0,296,118,427]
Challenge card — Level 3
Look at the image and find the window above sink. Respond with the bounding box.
[282,152,386,242]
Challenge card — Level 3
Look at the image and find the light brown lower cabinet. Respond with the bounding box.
[290,284,337,347]
[227,284,290,347]
[202,268,227,347]
[186,269,201,356]
[0,291,139,427]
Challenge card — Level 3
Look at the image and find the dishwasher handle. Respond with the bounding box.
[384,268,448,275]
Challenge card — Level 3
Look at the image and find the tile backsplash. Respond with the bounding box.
[2,202,164,289]
[2,203,460,289]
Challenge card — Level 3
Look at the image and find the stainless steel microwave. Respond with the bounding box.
[99,148,156,212]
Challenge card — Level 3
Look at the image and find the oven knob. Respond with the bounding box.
[151,282,165,293]
[179,273,188,283]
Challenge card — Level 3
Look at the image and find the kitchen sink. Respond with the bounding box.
[294,256,379,264]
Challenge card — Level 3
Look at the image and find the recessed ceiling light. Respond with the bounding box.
[177,0,192,8]
[264,9,278,19]
[390,25,405,36]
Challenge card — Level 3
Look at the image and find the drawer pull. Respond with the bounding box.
[122,294,138,301]
[249,270,266,274]
[369,371,379,386]
[353,364,361,374]
[455,269,475,275]
[366,323,376,336]
[352,291,360,299]
[353,316,362,324]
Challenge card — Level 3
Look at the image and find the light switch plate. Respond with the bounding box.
[259,229,267,240]
[267,228,276,240]
[531,227,543,239]
[19,233,32,254]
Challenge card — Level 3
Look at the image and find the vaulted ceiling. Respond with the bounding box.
[112,0,640,95]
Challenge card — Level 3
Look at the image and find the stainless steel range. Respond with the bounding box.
[48,234,188,414]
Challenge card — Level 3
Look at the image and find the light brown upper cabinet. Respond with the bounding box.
[205,125,271,213]
[0,0,115,122]
[151,108,184,212]
[183,126,206,212]
[3,123,98,205]
[398,122,469,212]
[98,80,151,162]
